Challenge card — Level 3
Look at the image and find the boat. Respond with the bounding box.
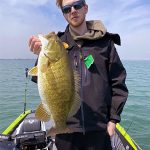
[0,110,142,150]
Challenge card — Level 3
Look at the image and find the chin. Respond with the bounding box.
[70,20,84,27]
[71,23,80,27]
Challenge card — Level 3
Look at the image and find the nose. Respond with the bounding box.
[71,6,77,13]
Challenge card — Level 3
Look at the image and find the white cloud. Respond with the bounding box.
[86,0,150,60]
[0,0,150,59]
[0,0,66,59]
[2,0,51,6]
[87,0,150,33]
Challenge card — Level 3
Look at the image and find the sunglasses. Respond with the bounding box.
[62,0,85,14]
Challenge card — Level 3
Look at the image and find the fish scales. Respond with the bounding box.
[28,32,80,135]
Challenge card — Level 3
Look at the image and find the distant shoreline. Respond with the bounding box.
[0,59,150,61]
[0,58,36,60]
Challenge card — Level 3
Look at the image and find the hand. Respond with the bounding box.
[29,35,42,55]
[107,121,116,137]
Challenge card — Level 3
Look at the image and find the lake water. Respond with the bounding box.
[0,59,150,149]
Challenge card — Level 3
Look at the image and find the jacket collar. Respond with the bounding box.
[59,25,77,50]
[58,24,121,49]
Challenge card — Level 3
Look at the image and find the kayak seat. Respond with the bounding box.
[16,117,42,134]
[22,118,41,133]
[14,114,47,149]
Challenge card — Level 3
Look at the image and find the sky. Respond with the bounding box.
[0,0,150,60]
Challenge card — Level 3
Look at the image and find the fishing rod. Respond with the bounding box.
[124,120,134,136]
[24,68,29,114]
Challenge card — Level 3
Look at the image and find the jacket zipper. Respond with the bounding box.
[74,48,86,134]
[79,50,85,134]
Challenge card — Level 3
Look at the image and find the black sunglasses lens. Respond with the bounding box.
[62,6,71,14]
[62,1,84,14]
[74,2,83,10]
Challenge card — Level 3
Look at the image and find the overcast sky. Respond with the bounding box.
[0,0,150,60]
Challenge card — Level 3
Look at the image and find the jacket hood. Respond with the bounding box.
[69,20,107,41]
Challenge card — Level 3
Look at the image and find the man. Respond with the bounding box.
[29,0,128,149]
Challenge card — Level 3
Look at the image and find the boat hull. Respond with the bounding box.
[0,110,142,150]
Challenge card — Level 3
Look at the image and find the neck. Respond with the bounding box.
[70,21,88,36]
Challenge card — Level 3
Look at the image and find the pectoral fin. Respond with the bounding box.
[28,66,38,76]
[35,103,51,122]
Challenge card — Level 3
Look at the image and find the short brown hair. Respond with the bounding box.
[56,0,86,8]
[56,0,63,8]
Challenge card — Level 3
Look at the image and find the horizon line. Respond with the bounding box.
[0,58,150,61]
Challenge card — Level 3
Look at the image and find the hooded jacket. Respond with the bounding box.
[32,20,128,133]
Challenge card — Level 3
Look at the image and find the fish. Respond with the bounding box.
[28,32,80,136]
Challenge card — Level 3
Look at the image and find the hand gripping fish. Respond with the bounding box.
[28,32,80,136]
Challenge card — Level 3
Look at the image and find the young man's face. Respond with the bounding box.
[62,0,88,27]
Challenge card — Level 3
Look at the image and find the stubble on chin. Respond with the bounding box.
[69,16,85,27]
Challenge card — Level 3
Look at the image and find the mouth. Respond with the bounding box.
[71,16,79,21]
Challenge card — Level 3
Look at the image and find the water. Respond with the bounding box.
[0,59,150,149]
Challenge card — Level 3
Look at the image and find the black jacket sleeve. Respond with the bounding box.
[108,40,128,123]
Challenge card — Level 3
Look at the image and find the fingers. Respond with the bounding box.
[29,35,42,55]
[107,121,116,137]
